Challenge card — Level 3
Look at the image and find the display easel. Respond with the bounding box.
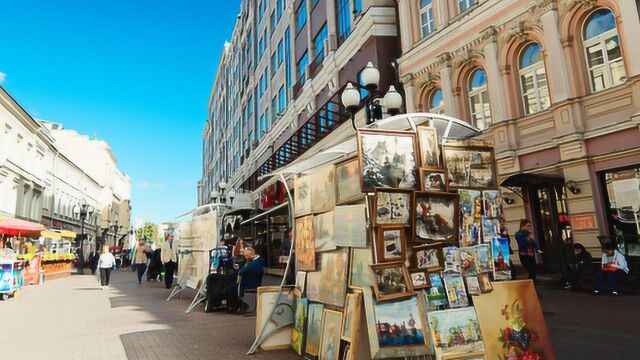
[166,248,192,302]
[185,272,208,314]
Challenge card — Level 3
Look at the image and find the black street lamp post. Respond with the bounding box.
[73,202,94,275]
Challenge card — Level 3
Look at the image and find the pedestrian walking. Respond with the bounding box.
[132,238,151,285]
[160,233,178,289]
[594,242,629,296]
[515,219,542,281]
[88,248,100,275]
[98,245,116,289]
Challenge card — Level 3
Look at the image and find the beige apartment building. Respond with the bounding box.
[397,0,640,271]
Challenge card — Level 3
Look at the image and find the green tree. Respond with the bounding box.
[135,223,162,243]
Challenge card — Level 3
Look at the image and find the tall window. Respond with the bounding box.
[468,69,491,130]
[278,39,284,65]
[270,11,276,36]
[519,43,550,115]
[272,96,279,120]
[583,9,626,92]
[314,24,328,62]
[298,51,309,84]
[279,86,286,112]
[285,28,292,89]
[429,89,444,114]
[277,0,283,19]
[271,52,277,76]
[258,0,264,19]
[458,0,475,13]
[420,0,435,37]
[297,0,307,34]
[336,0,351,45]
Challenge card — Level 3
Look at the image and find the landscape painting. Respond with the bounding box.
[374,189,412,226]
[304,303,325,358]
[318,250,349,307]
[482,217,500,243]
[413,192,458,242]
[426,272,448,308]
[310,164,336,214]
[427,307,485,357]
[334,204,367,247]
[335,157,363,204]
[295,215,316,271]
[482,190,503,220]
[350,247,374,288]
[474,243,493,273]
[443,145,496,190]
[313,210,336,252]
[319,309,343,360]
[443,273,469,308]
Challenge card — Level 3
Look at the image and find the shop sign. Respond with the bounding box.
[259,181,287,209]
[572,214,595,230]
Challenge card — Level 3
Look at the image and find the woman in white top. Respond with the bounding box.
[98,245,116,289]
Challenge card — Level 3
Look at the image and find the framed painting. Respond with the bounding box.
[341,290,363,343]
[442,144,497,190]
[465,276,482,296]
[442,272,469,308]
[459,247,478,277]
[294,174,312,217]
[370,262,414,302]
[441,353,486,360]
[477,273,493,293]
[349,247,374,289]
[310,164,336,214]
[491,237,512,281]
[426,272,448,308]
[481,217,500,243]
[314,210,336,252]
[304,303,325,358]
[255,286,295,351]
[458,189,483,247]
[319,309,343,360]
[375,225,407,263]
[443,246,462,273]
[419,167,448,192]
[334,204,367,248]
[335,157,364,204]
[295,215,316,271]
[482,190,503,220]
[306,272,322,302]
[363,288,432,358]
[408,268,431,290]
[295,271,306,294]
[291,296,309,355]
[413,191,459,243]
[474,243,493,273]
[416,125,440,168]
[412,242,444,272]
[472,280,556,360]
[373,188,412,226]
[427,307,485,358]
[356,129,419,192]
[318,250,349,307]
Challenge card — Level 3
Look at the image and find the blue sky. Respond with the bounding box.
[0,0,240,224]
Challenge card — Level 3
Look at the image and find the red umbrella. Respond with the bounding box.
[0,218,46,236]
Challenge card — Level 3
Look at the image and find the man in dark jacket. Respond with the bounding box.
[88,248,100,275]
[224,246,264,313]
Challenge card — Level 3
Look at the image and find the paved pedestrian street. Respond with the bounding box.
[1,272,638,360]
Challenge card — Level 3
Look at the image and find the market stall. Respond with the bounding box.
[0,248,24,300]
[250,113,555,359]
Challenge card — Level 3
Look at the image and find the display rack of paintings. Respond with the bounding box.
[373,189,412,226]
[413,192,459,243]
[413,242,444,272]
[442,144,497,191]
[375,225,406,263]
[370,262,414,302]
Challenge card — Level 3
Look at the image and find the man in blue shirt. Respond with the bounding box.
[225,246,264,313]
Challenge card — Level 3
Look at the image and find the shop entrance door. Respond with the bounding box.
[532,186,572,272]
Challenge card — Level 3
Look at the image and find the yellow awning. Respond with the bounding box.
[41,230,62,240]
[60,230,77,238]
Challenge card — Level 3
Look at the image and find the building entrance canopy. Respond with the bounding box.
[500,173,565,188]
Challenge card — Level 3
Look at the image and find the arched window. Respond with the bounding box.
[468,69,491,130]
[519,43,550,115]
[420,0,435,37]
[583,9,626,92]
[429,88,444,114]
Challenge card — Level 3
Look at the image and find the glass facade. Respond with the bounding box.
[601,166,640,257]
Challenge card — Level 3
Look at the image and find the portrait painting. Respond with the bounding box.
[413,192,459,242]
[370,262,414,302]
[295,215,316,271]
[477,273,493,293]
[341,290,363,343]
[474,243,493,273]
[334,204,367,248]
[408,269,431,290]
[374,296,427,347]
[412,242,444,272]
[419,168,447,192]
[304,303,325,358]
[357,129,419,191]
[306,272,322,302]
[350,247,374,288]
[458,189,483,247]
[472,280,556,360]
[459,247,478,277]
[295,271,306,294]
[310,164,336,214]
[443,273,469,308]
[318,250,349,307]
[375,225,406,263]
[295,174,312,217]
[491,237,512,281]
[374,189,412,226]
[427,307,485,357]
[319,309,343,360]
[426,272,448,308]
[443,145,497,190]
[255,286,295,351]
[465,276,481,296]
[335,157,363,204]
[314,210,336,252]
[291,296,308,355]
[482,217,500,243]
[482,190,503,220]
[443,246,462,273]
[416,125,440,168]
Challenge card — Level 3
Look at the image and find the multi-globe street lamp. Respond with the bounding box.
[73,201,94,275]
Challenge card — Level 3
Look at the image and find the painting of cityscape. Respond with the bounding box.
[427,307,486,356]
[458,189,482,247]
[374,296,426,347]
[443,145,496,190]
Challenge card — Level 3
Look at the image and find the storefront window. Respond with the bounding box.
[601,166,640,257]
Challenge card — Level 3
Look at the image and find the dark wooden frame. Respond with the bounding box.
[372,188,413,227]
[412,191,460,243]
[375,224,407,263]
[408,268,431,290]
[412,242,444,272]
[369,262,414,302]
[335,156,365,205]
[416,125,440,168]
[442,144,498,191]
[356,129,419,192]
[418,167,448,193]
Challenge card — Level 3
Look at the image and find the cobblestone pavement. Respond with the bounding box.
[0,271,637,359]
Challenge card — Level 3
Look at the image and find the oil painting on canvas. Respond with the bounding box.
[374,296,427,347]
[310,164,336,213]
[458,189,482,247]
[414,192,458,242]
[427,307,485,357]
[314,210,336,252]
[295,215,316,271]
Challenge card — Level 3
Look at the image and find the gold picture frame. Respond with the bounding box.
[319,309,343,360]
[369,261,414,302]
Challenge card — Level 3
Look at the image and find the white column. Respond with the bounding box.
[397,0,414,54]
[438,60,458,118]
[617,0,640,77]
[483,40,507,122]
[541,8,572,101]
[435,0,449,29]
[403,76,417,113]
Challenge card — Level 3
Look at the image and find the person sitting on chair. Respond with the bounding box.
[225,246,264,314]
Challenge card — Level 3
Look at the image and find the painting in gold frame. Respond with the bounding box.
[255,286,295,351]
[319,309,343,360]
[341,290,363,343]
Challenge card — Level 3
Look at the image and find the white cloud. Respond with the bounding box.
[0,71,6,84]
[135,181,150,189]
